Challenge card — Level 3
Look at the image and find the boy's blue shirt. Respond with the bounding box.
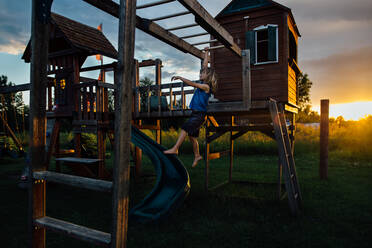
[189,81,211,112]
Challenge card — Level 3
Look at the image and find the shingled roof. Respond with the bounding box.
[22,12,117,62]
[216,0,300,36]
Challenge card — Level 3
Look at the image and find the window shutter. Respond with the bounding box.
[245,31,256,64]
[268,26,277,61]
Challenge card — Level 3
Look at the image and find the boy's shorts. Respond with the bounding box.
[181,111,206,137]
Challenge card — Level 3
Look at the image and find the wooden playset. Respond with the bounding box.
[15,0,303,247]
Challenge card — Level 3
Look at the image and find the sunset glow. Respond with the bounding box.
[313,101,372,120]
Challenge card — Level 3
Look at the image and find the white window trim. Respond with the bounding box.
[253,24,279,65]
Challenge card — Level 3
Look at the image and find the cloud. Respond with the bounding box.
[0,2,31,55]
[282,0,372,22]
[302,46,372,104]
[0,39,27,55]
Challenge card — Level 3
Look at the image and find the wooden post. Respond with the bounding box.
[73,56,82,157]
[155,59,161,144]
[229,116,234,182]
[204,118,210,191]
[28,0,51,247]
[241,49,251,110]
[112,0,136,247]
[320,99,329,180]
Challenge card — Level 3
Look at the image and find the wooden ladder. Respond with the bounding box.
[269,99,302,216]
[32,171,112,246]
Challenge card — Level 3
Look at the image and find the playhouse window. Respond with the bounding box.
[246,25,278,64]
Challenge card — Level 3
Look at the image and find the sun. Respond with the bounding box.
[313,101,372,120]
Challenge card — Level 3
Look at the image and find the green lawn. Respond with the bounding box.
[1,151,371,247]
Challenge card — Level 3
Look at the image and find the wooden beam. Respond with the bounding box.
[111,0,136,247]
[82,0,204,59]
[150,11,190,22]
[177,0,241,57]
[166,23,198,31]
[29,0,50,247]
[136,0,175,9]
[0,83,30,94]
[242,50,251,110]
[80,62,116,72]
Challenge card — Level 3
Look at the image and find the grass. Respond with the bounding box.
[1,148,371,247]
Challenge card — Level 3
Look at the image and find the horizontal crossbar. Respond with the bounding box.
[166,23,198,31]
[137,0,175,9]
[180,32,209,39]
[150,11,190,22]
[191,39,217,46]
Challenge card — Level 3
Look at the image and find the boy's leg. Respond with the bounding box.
[164,129,187,154]
[190,136,202,167]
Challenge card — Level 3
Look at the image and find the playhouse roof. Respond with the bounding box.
[22,13,117,62]
[216,0,300,36]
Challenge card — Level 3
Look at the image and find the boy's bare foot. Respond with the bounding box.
[192,156,203,168]
[164,148,178,155]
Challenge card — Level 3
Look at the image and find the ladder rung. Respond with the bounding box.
[166,23,198,31]
[150,11,190,22]
[55,157,102,164]
[180,32,209,39]
[33,171,112,192]
[34,216,111,246]
[136,0,175,9]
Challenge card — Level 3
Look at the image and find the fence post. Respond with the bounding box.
[320,99,329,180]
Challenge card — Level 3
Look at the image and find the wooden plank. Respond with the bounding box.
[136,0,175,9]
[55,157,102,164]
[150,11,190,22]
[82,0,204,59]
[0,83,30,94]
[80,62,116,72]
[178,0,241,57]
[33,171,112,192]
[29,0,50,246]
[242,49,251,110]
[112,0,136,247]
[34,217,111,246]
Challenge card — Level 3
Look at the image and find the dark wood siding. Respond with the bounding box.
[212,8,293,103]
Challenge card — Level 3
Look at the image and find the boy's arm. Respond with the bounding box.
[172,76,210,93]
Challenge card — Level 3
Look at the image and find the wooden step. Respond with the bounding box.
[33,171,112,192]
[34,216,111,246]
[55,157,102,164]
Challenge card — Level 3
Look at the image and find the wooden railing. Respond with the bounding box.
[74,78,115,122]
[133,81,195,118]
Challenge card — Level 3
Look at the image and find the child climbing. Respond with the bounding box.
[164,48,218,168]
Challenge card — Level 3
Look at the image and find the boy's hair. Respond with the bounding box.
[201,67,218,95]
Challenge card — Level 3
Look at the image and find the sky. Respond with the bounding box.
[0,0,371,119]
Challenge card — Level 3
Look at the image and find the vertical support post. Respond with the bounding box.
[229,116,234,182]
[204,118,210,191]
[73,56,81,157]
[28,0,52,246]
[155,59,161,144]
[241,49,251,110]
[290,113,296,153]
[320,99,329,180]
[55,128,60,172]
[132,60,142,180]
[112,0,136,247]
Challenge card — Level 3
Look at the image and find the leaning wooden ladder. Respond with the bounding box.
[269,99,302,216]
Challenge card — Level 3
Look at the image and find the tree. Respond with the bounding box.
[297,72,313,110]
[0,75,26,133]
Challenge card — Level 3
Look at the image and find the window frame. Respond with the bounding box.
[253,24,279,65]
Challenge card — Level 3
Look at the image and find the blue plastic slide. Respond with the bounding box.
[129,126,191,223]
